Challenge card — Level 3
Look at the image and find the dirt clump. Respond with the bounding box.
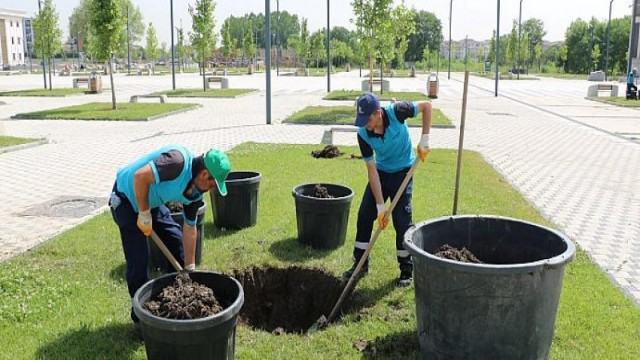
[143,272,223,319]
[313,184,334,198]
[312,145,342,158]
[434,244,483,263]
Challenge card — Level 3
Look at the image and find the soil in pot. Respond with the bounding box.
[311,145,342,158]
[434,244,483,263]
[312,184,333,198]
[143,273,223,319]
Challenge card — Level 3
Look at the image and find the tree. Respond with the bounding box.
[522,18,546,67]
[391,1,415,68]
[33,0,62,90]
[221,19,233,66]
[564,19,590,73]
[145,22,158,69]
[351,0,394,90]
[189,0,217,90]
[176,23,187,71]
[242,27,256,64]
[330,26,352,43]
[309,31,325,68]
[289,18,310,68]
[406,10,442,62]
[90,0,123,109]
[507,20,518,70]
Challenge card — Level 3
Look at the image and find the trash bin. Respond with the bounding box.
[133,271,244,360]
[211,171,262,229]
[89,72,102,93]
[292,183,354,249]
[403,215,575,360]
[427,73,438,99]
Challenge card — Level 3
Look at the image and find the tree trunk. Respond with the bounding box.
[202,56,206,92]
[48,58,53,90]
[109,55,117,110]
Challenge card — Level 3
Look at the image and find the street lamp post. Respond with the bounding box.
[170,0,176,90]
[448,0,453,79]
[517,0,523,80]
[326,0,330,92]
[276,0,279,76]
[126,6,131,75]
[495,0,501,97]
[589,24,594,74]
[265,0,272,125]
[605,0,614,81]
[627,0,639,74]
[37,0,46,89]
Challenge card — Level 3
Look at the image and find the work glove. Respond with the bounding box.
[136,209,152,236]
[376,203,389,230]
[417,134,430,162]
[184,263,196,272]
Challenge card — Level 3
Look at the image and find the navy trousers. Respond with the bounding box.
[109,185,184,322]
[353,167,413,273]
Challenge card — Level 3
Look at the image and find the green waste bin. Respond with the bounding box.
[404,215,575,360]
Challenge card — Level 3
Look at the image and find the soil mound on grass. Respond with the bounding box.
[143,272,223,319]
[434,244,483,263]
[312,145,342,158]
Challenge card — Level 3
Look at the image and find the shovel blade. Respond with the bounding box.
[306,314,328,335]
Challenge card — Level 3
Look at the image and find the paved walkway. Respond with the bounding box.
[0,71,638,306]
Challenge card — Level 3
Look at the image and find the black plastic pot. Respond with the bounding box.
[133,271,244,360]
[292,183,354,249]
[403,215,575,360]
[211,171,262,229]
[148,204,206,272]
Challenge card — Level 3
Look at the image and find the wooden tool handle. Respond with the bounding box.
[150,230,184,272]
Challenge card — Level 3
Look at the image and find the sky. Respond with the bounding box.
[1,0,636,45]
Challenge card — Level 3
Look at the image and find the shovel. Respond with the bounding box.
[307,152,427,334]
[149,230,184,273]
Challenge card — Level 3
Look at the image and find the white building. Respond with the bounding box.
[0,8,28,68]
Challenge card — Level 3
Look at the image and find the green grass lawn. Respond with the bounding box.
[0,135,38,148]
[153,88,256,98]
[471,72,539,80]
[0,88,87,97]
[0,143,637,359]
[533,73,589,80]
[284,105,452,127]
[586,96,640,107]
[324,90,428,102]
[11,102,199,121]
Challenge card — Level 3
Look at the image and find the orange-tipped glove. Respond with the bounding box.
[136,209,152,236]
[376,203,389,230]
[417,134,430,162]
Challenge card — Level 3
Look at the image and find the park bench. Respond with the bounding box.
[213,68,227,76]
[129,94,168,103]
[587,83,618,97]
[138,68,151,76]
[321,125,358,145]
[204,76,229,90]
[72,77,89,88]
[361,78,390,92]
[295,68,309,76]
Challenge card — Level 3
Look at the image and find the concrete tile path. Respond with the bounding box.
[0,70,638,306]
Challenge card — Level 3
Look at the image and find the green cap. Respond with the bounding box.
[204,148,231,196]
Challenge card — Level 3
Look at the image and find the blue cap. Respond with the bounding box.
[354,92,380,127]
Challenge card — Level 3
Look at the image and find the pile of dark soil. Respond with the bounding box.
[231,265,344,334]
[166,201,183,213]
[143,273,223,319]
[355,331,420,356]
[434,244,483,263]
[311,145,342,158]
[313,184,334,198]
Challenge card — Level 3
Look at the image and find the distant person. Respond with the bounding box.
[343,92,432,287]
[109,145,231,330]
[627,67,638,95]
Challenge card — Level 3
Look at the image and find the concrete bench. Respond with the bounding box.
[213,68,227,76]
[362,78,390,92]
[295,68,309,76]
[138,68,151,76]
[587,83,618,97]
[72,77,89,88]
[321,125,358,145]
[204,76,229,90]
[129,94,168,103]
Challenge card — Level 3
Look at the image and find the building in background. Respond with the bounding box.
[0,8,28,68]
[23,17,34,69]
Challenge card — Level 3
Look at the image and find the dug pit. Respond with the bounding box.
[231,265,345,334]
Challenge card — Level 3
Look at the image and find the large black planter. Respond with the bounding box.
[211,171,262,229]
[148,204,206,272]
[404,215,575,360]
[292,183,354,249]
[133,271,244,360]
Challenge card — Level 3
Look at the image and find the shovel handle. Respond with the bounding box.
[150,230,184,272]
[325,153,427,324]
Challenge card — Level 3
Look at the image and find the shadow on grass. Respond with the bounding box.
[359,329,421,359]
[347,278,398,314]
[203,221,240,239]
[268,237,334,262]
[109,262,127,283]
[36,323,142,359]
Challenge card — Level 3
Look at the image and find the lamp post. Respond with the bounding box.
[517,0,523,80]
[627,0,639,74]
[37,0,46,89]
[589,23,594,74]
[495,0,500,97]
[448,0,453,79]
[326,0,331,92]
[605,0,614,81]
[276,0,280,76]
[126,5,130,75]
[170,0,176,90]
[265,0,272,125]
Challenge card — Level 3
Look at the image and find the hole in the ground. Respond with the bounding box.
[231,265,345,334]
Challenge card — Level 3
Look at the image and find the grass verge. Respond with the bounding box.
[0,88,87,97]
[0,143,637,359]
[284,105,452,127]
[0,135,38,148]
[153,88,256,98]
[324,90,428,101]
[586,96,640,107]
[11,102,198,121]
